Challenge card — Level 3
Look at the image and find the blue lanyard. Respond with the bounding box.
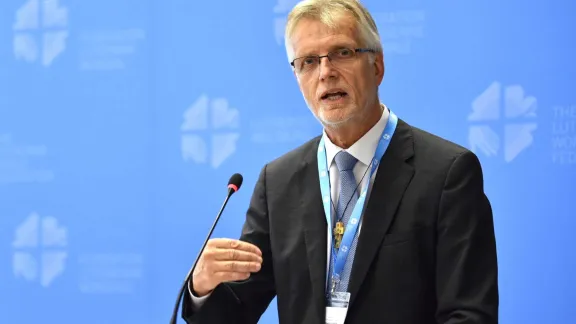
[317,109,398,293]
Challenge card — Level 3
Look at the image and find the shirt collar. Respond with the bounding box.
[323,105,390,168]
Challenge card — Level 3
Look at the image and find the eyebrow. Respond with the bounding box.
[295,43,357,58]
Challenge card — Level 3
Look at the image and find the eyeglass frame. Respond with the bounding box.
[290,47,378,74]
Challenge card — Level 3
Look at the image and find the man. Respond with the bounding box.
[182,0,499,323]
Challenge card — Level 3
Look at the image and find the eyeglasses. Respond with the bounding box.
[290,47,377,74]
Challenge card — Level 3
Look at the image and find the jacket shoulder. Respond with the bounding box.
[264,135,321,175]
[405,121,479,171]
[413,125,469,155]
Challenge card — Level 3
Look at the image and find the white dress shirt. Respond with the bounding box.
[189,106,390,308]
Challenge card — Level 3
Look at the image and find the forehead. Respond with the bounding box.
[290,16,360,56]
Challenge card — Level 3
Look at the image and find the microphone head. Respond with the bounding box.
[227,173,243,193]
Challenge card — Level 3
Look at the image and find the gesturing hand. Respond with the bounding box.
[192,238,263,297]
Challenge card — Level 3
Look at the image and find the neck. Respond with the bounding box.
[324,104,382,149]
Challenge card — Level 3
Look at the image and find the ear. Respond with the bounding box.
[293,69,301,84]
[293,69,304,89]
[374,52,385,85]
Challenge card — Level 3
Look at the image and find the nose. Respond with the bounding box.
[318,56,338,81]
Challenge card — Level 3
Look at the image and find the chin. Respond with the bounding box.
[318,110,353,128]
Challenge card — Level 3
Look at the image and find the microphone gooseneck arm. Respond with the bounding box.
[169,187,237,324]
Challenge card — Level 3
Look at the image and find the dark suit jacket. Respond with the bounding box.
[182,118,499,324]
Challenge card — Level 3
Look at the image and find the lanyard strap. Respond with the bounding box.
[317,109,398,293]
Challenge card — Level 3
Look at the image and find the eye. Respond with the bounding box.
[336,48,353,57]
[302,56,317,65]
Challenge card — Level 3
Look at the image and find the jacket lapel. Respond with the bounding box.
[347,119,415,307]
[297,137,328,322]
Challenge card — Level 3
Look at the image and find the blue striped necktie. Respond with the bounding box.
[328,150,360,293]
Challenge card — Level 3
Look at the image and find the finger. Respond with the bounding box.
[215,271,251,283]
[228,239,263,257]
[202,247,262,263]
[211,248,263,263]
[210,238,262,256]
[212,260,262,273]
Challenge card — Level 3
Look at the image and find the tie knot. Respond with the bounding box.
[334,151,358,171]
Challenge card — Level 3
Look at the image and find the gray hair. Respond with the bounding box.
[284,0,382,62]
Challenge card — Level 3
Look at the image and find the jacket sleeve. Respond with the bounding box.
[182,164,277,324]
[435,151,499,324]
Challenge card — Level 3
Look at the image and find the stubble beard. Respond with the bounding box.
[309,101,356,130]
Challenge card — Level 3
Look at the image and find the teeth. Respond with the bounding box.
[326,93,344,100]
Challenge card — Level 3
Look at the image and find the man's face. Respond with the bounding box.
[289,15,384,128]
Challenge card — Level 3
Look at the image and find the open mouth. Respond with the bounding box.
[321,91,348,101]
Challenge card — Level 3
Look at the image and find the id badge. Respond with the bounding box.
[325,292,350,324]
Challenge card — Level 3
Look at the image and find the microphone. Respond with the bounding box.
[169,173,244,324]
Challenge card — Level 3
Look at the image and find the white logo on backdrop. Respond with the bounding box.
[468,81,537,162]
[12,212,68,287]
[13,0,68,67]
[181,94,240,169]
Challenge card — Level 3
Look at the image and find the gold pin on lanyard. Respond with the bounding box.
[333,221,345,249]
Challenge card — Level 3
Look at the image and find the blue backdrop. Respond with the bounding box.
[1,0,575,323]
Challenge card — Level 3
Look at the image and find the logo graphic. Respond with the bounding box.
[181,94,240,169]
[13,0,69,67]
[468,81,537,162]
[12,212,68,287]
[273,0,300,45]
